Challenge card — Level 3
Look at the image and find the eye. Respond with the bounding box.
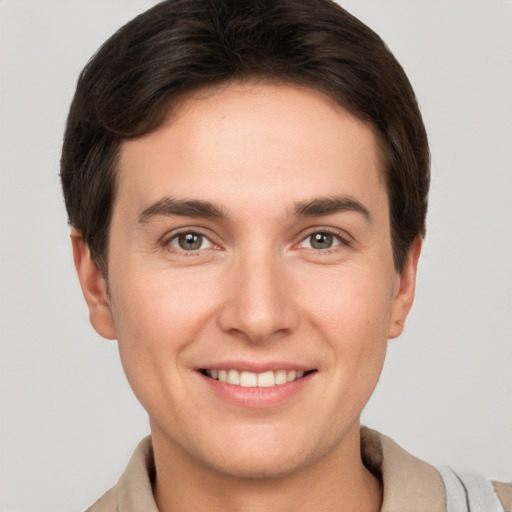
[167,232,213,251]
[300,231,342,250]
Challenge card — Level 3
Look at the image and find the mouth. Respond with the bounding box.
[200,368,315,388]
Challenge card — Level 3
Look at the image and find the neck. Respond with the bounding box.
[151,422,382,512]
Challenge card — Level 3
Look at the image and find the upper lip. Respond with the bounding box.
[196,361,315,373]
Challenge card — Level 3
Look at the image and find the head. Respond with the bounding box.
[61,0,429,277]
[62,0,429,485]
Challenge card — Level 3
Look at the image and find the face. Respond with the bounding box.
[74,82,419,479]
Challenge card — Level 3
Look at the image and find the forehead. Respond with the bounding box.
[116,82,387,218]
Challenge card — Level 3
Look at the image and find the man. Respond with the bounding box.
[60,0,511,510]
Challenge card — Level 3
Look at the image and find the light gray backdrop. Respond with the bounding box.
[1,1,510,510]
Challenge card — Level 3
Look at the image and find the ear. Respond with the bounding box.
[388,236,422,339]
[70,229,117,340]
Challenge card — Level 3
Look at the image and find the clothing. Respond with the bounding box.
[86,428,511,512]
[438,466,506,512]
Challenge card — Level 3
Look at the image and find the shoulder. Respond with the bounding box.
[361,427,511,512]
[492,480,512,512]
[84,436,158,512]
[438,466,510,512]
[85,487,117,512]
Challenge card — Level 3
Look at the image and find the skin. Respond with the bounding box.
[72,82,421,512]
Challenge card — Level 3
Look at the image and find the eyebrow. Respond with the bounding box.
[292,196,371,222]
[138,197,227,224]
[137,194,371,224]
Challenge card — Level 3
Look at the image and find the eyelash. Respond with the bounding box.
[162,227,351,255]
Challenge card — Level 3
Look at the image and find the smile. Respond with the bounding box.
[202,369,308,388]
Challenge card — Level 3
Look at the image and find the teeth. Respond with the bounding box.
[205,369,307,387]
[257,370,275,387]
[240,371,257,387]
[227,369,240,385]
[275,370,287,385]
[286,370,296,382]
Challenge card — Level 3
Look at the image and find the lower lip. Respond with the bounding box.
[198,371,315,408]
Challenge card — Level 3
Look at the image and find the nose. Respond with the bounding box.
[217,249,299,344]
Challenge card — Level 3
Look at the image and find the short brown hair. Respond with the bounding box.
[61,0,430,273]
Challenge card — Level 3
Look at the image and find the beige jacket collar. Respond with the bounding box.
[360,428,445,512]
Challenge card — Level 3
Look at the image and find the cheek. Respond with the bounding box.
[108,270,219,397]
[112,267,217,336]
[298,266,393,391]
[300,265,396,338]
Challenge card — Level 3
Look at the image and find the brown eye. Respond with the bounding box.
[168,232,212,251]
[300,232,341,250]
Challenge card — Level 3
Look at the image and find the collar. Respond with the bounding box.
[361,427,446,512]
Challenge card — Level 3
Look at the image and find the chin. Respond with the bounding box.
[208,449,311,480]
[197,427,322,480]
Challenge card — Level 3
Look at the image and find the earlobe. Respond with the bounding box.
[388,237,422,339]
[70,229,117,340]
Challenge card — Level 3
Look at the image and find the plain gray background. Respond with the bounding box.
[1,1,511,510]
